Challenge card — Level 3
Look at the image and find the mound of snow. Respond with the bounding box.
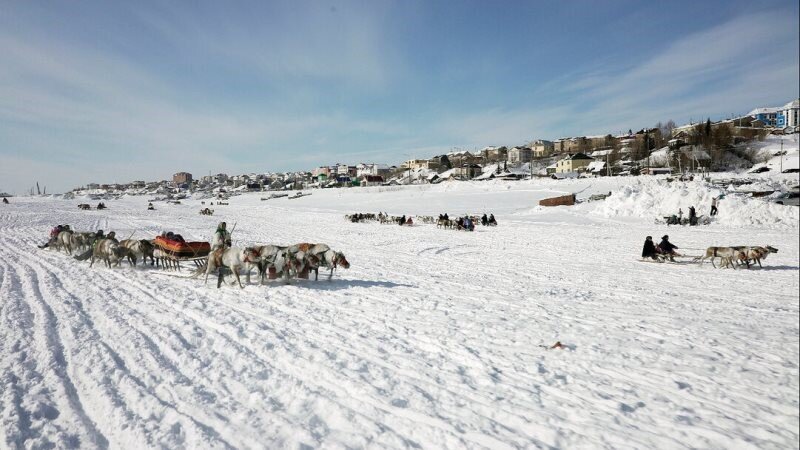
[593,179,799,228]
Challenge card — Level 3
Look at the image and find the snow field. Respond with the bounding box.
[0,178,798,449]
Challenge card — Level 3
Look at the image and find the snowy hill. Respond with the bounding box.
[0,176,797,448]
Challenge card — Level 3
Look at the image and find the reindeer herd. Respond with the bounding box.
[196,242,350,289]
[345,212,436,225]
[344,212,497,231]
[42,226,350,289]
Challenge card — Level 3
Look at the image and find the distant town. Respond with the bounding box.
[67,99,799,198]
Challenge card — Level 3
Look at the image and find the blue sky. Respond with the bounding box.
[1,0,798,193]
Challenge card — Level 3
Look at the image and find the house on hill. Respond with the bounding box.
[359,175,385,187]
[507,146,533,164]
[555,153,594,173]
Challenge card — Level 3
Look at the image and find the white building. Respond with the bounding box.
[507,147,533,164]
[356,163,390,177]
[780,99,799,128]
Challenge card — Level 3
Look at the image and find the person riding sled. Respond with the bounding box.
[464,216,474,231]
[39,224,70,248]
[481,214,488,226]
[488,214,497,226]
[641,236,658,261]
[657,235,680,262]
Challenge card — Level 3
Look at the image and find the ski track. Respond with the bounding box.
[0,189,798,449]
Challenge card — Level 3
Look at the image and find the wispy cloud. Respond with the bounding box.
[0,14,406,192]
[0,3,798,194]
[131,1,398,88]
[556,11,799,133]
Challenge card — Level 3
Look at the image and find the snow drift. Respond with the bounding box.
[592,178,799,228]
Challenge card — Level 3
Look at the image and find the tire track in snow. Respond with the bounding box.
[0,253,110,449]
[70,253,511,448]
[0,262,39,448]
[7,236,241,449]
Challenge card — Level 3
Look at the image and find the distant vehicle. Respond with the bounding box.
[770,192,800,207]
[781,168,799,173]
[749,166,770,174]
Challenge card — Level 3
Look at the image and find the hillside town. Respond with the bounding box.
[67,99,799,197]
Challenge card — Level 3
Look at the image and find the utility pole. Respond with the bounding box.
[530,141,534,179]
[780,138,783,173]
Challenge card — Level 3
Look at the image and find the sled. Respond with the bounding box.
[539,194,575,207]
[154,236,211,270]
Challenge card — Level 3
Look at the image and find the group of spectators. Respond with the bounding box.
[667,196,721,226]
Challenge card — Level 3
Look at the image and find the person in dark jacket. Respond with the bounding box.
[464,217,474,231]
[481,214,488,226]
[398,215,406,226]
[657,235,679,261]
[688,206,697,226]
[488,214,497,225]
[641,236,658,260]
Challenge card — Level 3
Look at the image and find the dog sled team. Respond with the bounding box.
[641,234,777,269]
[38,221,350,288]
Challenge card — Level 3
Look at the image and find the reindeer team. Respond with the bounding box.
[42,222,350,289]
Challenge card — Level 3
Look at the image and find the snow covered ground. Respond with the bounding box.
[1,175,798,449]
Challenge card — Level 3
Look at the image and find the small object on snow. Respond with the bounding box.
[539,194,576,207]
[540,341,566,350]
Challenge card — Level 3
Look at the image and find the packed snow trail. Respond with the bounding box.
[0,181,798,448]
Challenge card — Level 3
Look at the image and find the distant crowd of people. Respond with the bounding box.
[437,213,496,231]
[667,196,721,226]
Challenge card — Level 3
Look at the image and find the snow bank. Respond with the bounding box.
[593,178,799,228]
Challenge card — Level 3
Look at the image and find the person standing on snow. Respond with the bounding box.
[710,197,718,216]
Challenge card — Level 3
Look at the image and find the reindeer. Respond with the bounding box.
[695,246,740,269]
[298,243,350,280]
[56,230,75,255]
[735,245,778,269]
[204,246,261,288]
[119,239,156,266]
[89,238,125,268]
[248,244,319,283]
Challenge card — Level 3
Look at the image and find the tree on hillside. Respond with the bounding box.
[655,120,677,145]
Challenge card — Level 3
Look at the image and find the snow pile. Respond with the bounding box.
[593,179,799,227]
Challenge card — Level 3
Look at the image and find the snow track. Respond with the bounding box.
[1,184,798,449]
